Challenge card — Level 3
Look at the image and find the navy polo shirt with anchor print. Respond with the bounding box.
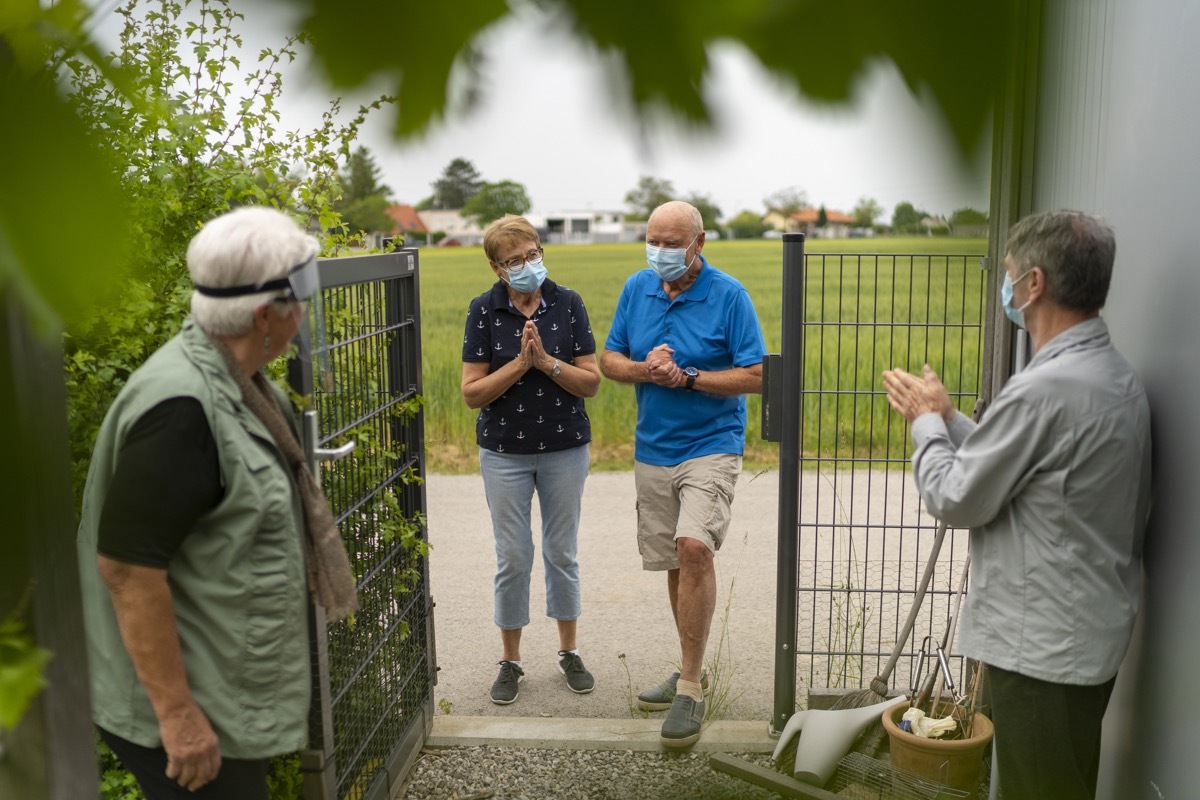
[462,278,595,455]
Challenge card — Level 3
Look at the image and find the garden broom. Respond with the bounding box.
[773,516,951,774]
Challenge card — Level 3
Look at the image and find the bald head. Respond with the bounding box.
[648,201,703,238]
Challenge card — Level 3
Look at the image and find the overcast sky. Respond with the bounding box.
[87,1,991,221]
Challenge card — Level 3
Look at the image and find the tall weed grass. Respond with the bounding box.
[416,238,988,473]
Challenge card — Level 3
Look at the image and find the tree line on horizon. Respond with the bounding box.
[349,149,988,240]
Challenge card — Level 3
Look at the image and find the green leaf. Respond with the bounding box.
[302,0,508,137]
[0,72,132,339]
[741,0,1009,150]
[0,615,52,732]
[297,0,1010,152]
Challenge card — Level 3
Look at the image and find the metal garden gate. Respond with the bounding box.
[289,250,434,800]
[770,235,989,728]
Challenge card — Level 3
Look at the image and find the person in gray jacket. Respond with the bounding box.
[882,210,1151,800]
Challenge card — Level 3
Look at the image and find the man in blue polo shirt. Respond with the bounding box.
[600,200,766,747]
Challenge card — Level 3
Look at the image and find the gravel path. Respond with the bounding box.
[398,747,783,800]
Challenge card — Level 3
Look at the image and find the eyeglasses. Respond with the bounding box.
[495,247,544,271]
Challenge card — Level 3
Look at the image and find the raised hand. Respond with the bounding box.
[882,364,954,423]
[522,320,554,373]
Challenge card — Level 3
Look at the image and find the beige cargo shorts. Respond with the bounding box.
[633,453,741,571]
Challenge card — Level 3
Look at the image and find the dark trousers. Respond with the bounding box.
[988,666,1116,800]
[99,727,269,800]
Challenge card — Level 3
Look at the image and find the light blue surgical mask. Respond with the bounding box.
[506,257,548,294]
[646,234,699,282]
[1001,269,1033,328]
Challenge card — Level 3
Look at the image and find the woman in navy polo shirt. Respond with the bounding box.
[461,215,602,705]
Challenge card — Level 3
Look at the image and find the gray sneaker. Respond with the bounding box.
[490,661,524,705]
[660,693,705,748]
[636,671,711,711]
[558,651,595,694]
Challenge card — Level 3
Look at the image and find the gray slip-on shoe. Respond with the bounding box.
[660,693,705,748]
[636,671,710,711]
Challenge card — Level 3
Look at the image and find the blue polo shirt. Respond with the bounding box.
[604,257,765,466]
[463,278,595,454]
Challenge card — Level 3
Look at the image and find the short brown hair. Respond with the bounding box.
[1007,210,1115,312]
[483,215,541,263]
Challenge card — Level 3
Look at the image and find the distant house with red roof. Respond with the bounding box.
[762,207,859,238]
[384,204,430,244]
[791,208,857,238]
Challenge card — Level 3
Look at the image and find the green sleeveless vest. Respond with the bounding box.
[77,320,311,758]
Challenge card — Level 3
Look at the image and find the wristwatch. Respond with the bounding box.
[550,359,561,378]
[683,366,698,390]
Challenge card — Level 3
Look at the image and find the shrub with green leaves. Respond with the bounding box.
[59,0,389,496]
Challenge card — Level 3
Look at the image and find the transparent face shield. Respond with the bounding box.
[282,258,331,384]
[195,255,327,371]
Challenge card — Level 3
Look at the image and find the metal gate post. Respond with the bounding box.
[772,233,805,734]
[289,318,337,800]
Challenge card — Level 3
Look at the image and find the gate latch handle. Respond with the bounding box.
[315,441,356,461]
[303,409,356,467]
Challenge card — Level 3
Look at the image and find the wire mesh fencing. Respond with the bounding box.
[292,251,433,800]
[794,251,987,700]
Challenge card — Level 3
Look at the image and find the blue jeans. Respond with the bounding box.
[479,445,590,629]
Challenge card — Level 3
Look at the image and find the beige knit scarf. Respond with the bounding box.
[208,333,360,622]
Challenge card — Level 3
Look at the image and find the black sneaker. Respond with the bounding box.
[636,671,711,711]
[660,693,705,748]
[558,651,595,694]
[490,660,524,705]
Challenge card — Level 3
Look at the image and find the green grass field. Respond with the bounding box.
[415,237,988,473]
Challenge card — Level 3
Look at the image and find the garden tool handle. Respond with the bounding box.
[869,518,949,696]
[936,646,958,701]
[930,553,972,707]
[913,668,939,714]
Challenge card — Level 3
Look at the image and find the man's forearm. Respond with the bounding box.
[692,364,763,396]
[599,349,649,384]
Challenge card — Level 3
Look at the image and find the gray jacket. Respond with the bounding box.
[911,317,1151,685]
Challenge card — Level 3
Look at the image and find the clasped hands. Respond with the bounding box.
[646,344,685,388]
[881,364,955,424]
[517,320,557,375]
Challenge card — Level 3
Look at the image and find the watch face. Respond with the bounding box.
[685,367,698,377]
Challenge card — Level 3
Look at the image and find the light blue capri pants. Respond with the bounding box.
[479,444,590,630]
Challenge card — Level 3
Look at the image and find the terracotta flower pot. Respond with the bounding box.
[881,700,994,799]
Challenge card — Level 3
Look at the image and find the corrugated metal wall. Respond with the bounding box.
[1034,0,1115,210]
[1029,2,1200,797]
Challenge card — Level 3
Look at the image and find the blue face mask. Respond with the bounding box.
[646,234,699,282]
[1001,269,1033,328]
[506,257,548,294]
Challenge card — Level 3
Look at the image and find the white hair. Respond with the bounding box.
[187,206,318,336]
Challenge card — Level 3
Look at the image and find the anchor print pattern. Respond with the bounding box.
[462,280,597,453]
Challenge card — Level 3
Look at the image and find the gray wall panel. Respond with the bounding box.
[1032,1,1200,798]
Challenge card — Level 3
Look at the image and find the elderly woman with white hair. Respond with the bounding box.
[76,206,357,799]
